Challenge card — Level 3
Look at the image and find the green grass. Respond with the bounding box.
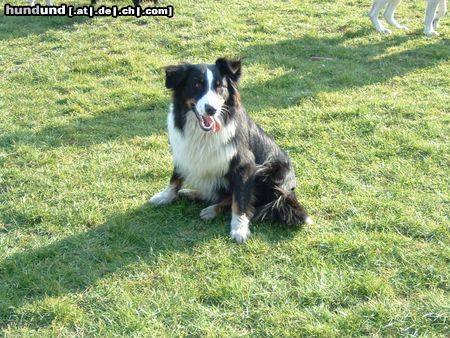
[1,0,449,336]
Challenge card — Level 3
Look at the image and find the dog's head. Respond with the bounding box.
[165,58,241,133]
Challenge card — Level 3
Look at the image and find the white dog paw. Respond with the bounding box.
[424,30,439,37]
[149,187,177,205]
[200,205,217,220]
[379,27,392,34]
[230,227,251,243]
[230,213,250,243]
[305,216,314,225]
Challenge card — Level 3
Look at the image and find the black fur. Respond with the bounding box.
[164,58,310,227]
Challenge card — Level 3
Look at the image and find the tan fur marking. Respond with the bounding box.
[170,176,183,192]
[214,196,232,214]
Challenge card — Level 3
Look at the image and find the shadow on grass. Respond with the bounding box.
[240,32,449,111]
[0,200,296,329]
[0,203,195,327]
[0,9,90,41]
[3,30,448,150]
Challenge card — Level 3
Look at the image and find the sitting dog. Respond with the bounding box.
[369,0,447,36]
[150,58,312,243]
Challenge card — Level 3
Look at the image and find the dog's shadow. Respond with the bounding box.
[0,200,296,329]
[240,31,449,112]
[0,8,90,41]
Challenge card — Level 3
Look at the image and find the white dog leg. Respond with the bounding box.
[46,0,54,5]
[369,0,393,33]
[433,0,447,29]
[230,212,251,243]
[200,205,218,220]
[424,0,442,35]
[149,186,178,205]
[384,0,408,29]
[27,0,36,5]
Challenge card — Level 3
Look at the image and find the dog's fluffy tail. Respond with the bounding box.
[253,159,312,226]
[254,187,312,226]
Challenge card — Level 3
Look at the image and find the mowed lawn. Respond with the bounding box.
[1,0,449,336]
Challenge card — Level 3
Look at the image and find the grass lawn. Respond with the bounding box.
[1,0,449,336]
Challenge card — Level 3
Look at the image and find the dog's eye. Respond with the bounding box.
[195,80,204,89]
[216,81,227,89]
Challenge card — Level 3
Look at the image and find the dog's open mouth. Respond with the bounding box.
[192,106,221,133]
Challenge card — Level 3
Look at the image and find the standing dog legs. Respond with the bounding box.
[370,0,446,35]
[384,0,408,29]
[369,0,406,33]
[369,0,393,33]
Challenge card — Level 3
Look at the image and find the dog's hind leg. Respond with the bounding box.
[200,196,232,221]
[384,0,408,29]
[369,0,392,33]
[433,0,447,30]
[425,0,442,35]
[149,170,183,205]
[178,189,204,202]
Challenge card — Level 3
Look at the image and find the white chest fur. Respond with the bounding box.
[167,106,237,201]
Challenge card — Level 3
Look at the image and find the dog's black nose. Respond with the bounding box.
[205,104,216,115]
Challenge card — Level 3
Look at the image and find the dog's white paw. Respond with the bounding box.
[200,205,217,220]
[230,227,251,243]
[230,213,250,243]
[424,29,439,37]
[379,27,392,34]
[305,216,314,225]
[149,187,177,205]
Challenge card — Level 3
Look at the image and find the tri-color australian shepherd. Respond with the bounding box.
[150,58,312,243]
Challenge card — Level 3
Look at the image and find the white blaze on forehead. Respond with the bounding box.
[206,68,214,90]
[196,68,222,115]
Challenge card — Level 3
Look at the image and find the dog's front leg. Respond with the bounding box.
[149,169,183,205]
[230,161,255,243]
[369,0,393,34]
[384,0,408,29]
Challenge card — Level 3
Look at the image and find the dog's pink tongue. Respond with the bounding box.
[212,118,221,132]
[203,116,221,133]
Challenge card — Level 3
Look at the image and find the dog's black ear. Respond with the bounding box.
[165,64,190,89]
[215,58,242,82]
